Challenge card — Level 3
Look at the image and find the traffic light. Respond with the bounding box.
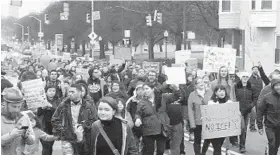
[45,14,49,24]
[157,13,162,24]
[146,14,152,26]
[86,13,91,23]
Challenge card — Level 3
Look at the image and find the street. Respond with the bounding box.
[41,129,277,155]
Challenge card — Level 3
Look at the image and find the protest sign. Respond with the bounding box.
[175,50,191,64]
[76,68,89,80]
[115,46,132,60]
[203,47,236,74]
[62,52,71,61]
[201,102,241,139]
[172,64,185,67]
[186,58,197,70]
[142,61,160,73]
[197,70,206,78]
[165,67,186,84]
[22,79,47,110]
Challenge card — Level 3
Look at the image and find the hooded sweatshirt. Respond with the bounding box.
[257,79,280,129]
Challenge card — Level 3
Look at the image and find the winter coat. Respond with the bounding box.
[235,81,258,116]
[1,115,35,155]
[257,83,272,106]
[257,79,280,129]
[51,98,98,155]
[37,97,61,134]
[249,74,263,97]
[135,92,168,136]
[89,118,138,155]
[258,66,270,86]
[188,90,212,128]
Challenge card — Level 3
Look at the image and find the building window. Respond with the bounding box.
[275,35,280,64]
[251,0,256,10]
[222,0,231,12]
[261,0,272,9]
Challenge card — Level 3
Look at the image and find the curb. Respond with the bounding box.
[184,133,243,155]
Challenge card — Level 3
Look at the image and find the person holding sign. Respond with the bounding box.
[188,78,212,155]
[201,85,233,155]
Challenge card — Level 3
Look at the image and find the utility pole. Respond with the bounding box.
[91,0,94,59]
[183,3,187,50]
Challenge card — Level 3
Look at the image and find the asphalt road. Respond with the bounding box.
[40,128,278,155]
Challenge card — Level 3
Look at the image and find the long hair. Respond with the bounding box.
[143,82,162,111]
[211,85,230,102]
[217,66,230,87]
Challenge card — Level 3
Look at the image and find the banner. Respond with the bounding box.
[203,47,236,74]
[201,102,241,139]
[142,61,160,73]
[165,67,186,84]
[76,68,89,80]
[22,79,47,110]
[186,58,197,70]
[62,52,71,61]
[175,50,191,64]
[115,46,131,60]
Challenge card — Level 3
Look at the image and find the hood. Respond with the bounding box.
[271,79,280,92]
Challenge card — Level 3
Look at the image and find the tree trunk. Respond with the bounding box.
[82,40,86,56]
[112,44,115,55]
[159,43,163,52]
[99,40,105,59]
[104,40,109,51]
[175,34,182,51]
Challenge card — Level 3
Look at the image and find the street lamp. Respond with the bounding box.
[29,16,42,41]
[14,23,24,42]
[164,30,168,59]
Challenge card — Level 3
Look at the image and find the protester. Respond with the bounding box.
[235,72,258,153]
[88,67,106,103]
[257,79,280,155]
[37,85,61,155]
[115,98,134,128]
[52,84,98,155]
[89,96,138,155]
[201,85,232,155]
[135,82,168,155]
[1,88,35,155]
[45,70,63,98]
[188,78,212,155]
[128,68,147,96]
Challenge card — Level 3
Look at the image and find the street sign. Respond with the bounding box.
[60,13,68,20]
[88,32,97,40]
[124,30,130,38]
[92,11,100,20]
[38,32,44,37]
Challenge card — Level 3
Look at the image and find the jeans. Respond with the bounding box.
[240,114,249,149]
[249,107,256,129]
[202,138,225,155]
[142,134,166,155]
[266,126,280,155]
[193,125,202,155]
[40,140,54,155]
[170,123,183,155]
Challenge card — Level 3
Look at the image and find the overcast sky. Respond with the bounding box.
[1,0,55,18]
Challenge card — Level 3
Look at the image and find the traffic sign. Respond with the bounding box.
[92,11,100,20]
[38,32,44,37]
[60,13,68,20]
[88,32,97,40]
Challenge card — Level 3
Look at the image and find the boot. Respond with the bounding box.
[193,143,201,155]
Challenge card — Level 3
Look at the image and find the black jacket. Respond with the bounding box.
[235,81,258,116]
[257,79,280,129]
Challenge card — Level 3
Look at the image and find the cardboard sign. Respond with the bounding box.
[115,46,131,60]
[201,102,241,139]
[186,58,197,70]
[165,67,186,84]
[142,61,160,73]
[172,64,185,67]
[76,68,89,81]
[22,79,47,110]
[62,52,71,61]
[203,47,236,74]
[175,50,191,64]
